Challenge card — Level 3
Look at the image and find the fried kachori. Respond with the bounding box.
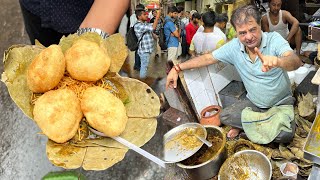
[33,89,83,143]
[27,45,65,93]
[65,39,111,82]
[81,86,128,137]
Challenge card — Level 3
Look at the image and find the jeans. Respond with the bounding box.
[134,51,141,70]
[138,52,151,79]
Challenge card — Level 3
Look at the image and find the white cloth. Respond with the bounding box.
[266,10,289,39]
[130,13,137,28]
[148,12,154,20]
[190,31,225,55]
[196,26,226,41]
[181,17,189,26]
[213,26,227,42]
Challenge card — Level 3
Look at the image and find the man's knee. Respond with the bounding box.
[273,121,296,143]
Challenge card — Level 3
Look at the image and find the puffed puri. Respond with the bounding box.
[27,45,65,93]
[65,39,111,82]
[33,89,83,143]
[81,86,128,137]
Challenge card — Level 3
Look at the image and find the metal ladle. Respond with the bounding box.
[187,128,212,147]
[88,126,167,168]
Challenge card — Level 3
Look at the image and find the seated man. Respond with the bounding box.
[166,5,302,144]
[261,0,302,55]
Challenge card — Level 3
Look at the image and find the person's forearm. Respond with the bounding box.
[278,53,302,71]
[287,22,299,41]
[179,53,217,70]
[80,0,130,34]
[152,18,160,30]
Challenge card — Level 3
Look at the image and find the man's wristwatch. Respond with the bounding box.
[76,28,109,39]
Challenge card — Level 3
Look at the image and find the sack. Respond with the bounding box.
[126,26,139,51]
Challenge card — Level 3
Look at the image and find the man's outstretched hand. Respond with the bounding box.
[255,47,280,72]
[166,68,179,89]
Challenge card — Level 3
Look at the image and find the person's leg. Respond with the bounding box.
[220,97,260,138]
[292,27,302,55]
[273,119,295,143]
[134,50,141,70]
[167,47,178,61]
[272,96,296,143]
[139,52,150,79]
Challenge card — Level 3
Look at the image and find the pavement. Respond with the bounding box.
[0,1,168,179]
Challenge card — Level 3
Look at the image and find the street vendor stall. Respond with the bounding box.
[303,22,320,179]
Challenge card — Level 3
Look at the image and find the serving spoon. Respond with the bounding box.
[88,126,167,168]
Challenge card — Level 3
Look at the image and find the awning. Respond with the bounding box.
[146,2,160,9]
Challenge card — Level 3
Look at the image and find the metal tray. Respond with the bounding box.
[303,114,320,164]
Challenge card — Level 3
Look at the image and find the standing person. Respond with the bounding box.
[214,13,228,41]
[181,11,190,26]
[189,11,225,57]
[179,10,189,58]
[134,8,161,79]
[166,5,302,143]
[130,4,146,71]
[164,6,180,62]
[185,13,201,54]
[261,0,302,54]
[130,4,146,28]
[150,9,162,58]
[19,0,130,46]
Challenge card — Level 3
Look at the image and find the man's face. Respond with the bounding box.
[235,17,262,49]
[269,0,282,15]
[170,12,179,19]
[185,12,190,18]
[193,18,200,24]
[153,11,157,17]
[138,11,148,21]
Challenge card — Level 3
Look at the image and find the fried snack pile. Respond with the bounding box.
[26,37,126,143]
[2,33,160,170]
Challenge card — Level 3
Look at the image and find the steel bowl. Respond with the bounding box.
[163,123,207,163]
[218,150,272,180]
[176,125,226,180]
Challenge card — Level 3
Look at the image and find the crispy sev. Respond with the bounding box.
[31,73,121,105]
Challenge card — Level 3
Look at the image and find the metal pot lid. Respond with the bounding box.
[163,123,207,163]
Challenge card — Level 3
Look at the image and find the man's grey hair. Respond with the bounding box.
[230,5,261,30]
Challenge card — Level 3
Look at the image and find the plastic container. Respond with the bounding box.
[287,71,295,85]
[294,66,309,85]
[280,162,299,179]
[200,105,221,126]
